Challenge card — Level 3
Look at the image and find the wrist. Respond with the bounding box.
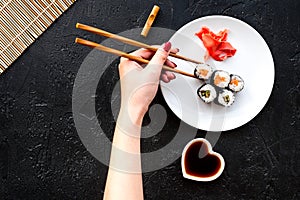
[115,105,145,140]
[118,103,147,127]
[127,103,147,126]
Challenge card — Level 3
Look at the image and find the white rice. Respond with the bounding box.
[229,75,244,92]
[198,84,217,103]
[194,64,214,80]
[213,70,230,88]
[218,89,235,107]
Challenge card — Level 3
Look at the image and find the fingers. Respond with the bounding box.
[170,47,179,54]
[130,48,154,60]
[120,46,179,67]
[119,48,153,74]
[165,59,177,68]
[146,42,172,76]
[120,48,153,63]
[119,44,179,82]
[161,47,178,83]
[161,74,169,83]
[120,46,179,62]
[161,71,176,83]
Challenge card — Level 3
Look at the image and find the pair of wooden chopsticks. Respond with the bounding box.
[75,23,202,78]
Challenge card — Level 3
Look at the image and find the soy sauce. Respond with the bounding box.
[184,141,221,178]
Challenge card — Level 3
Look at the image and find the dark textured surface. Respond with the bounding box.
[0,0,299,199]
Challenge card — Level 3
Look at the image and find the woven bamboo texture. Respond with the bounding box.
[0,0,76,74]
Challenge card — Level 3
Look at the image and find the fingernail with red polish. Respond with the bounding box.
[176,48,180,52]
[163,41,172,52]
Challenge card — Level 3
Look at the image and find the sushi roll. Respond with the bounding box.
[194,63,214,80]
[211,70,230,88]
[215,89,235,107]
[228,74,244,92]
[197,84,217,103]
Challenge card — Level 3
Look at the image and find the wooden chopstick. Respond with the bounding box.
[76,23,204,65]
[141,5,160,37]
[75,38,196,79]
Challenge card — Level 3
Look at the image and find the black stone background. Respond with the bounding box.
[0,0,299,199]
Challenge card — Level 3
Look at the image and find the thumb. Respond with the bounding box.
[146,42,172,74]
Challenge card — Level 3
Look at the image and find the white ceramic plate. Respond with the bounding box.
[161,15,275,131]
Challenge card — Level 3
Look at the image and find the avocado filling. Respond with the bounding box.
[223,95,230,103]
[201,90,211,98]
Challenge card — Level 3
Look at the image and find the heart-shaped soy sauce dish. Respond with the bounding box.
[181,138,225,182]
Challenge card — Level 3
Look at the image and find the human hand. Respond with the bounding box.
[105,44,178,200]
[118,42,178,123]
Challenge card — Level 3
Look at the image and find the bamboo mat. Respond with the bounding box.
[0,0,76,75]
